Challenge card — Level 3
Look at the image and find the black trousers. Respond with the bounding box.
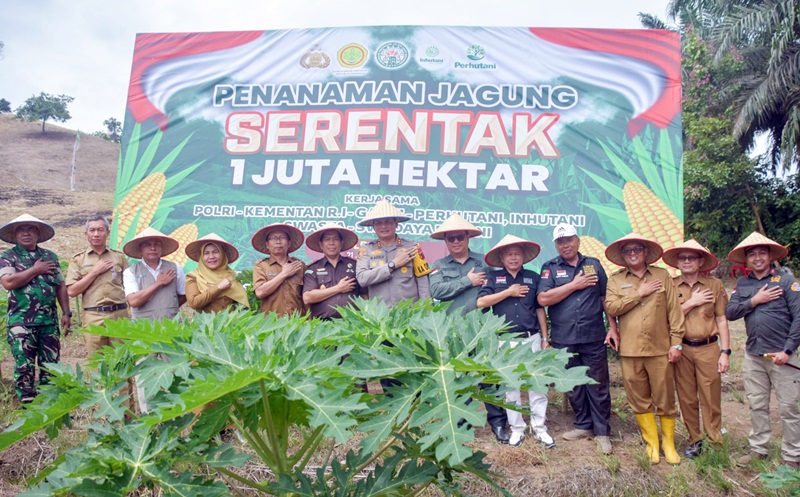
[551,340,611,436]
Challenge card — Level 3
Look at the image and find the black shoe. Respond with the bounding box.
[684,440,703,459]
[491,425,510,444]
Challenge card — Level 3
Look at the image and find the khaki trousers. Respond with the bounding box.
[81,308,133,410]
[743,353,800,462]
[674,342,722,443]
[620,355,677,417]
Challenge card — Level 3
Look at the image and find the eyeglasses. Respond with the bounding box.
[677,255,701,262]
[445,234,466,243]
[267,235,289,242]
[621,246,645,255]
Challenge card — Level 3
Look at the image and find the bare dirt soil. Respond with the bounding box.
[0,116,793,496]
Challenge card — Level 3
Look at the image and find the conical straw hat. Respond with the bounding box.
[484,234,541,267]
[430,214,482,240]
[727,231,788,264]
[357,200,410,227]
[0,213,55,244]
[306,222,359,252]
[251,223,304,254]
[123,227,179,259]
[605,233,663,267]
[185,233,239,263]
[662,239,719,272]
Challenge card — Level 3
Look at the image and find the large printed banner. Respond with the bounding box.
[115,26,683,272]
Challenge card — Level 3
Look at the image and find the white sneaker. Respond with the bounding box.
[509,431,525,447]
[534,430,556,448]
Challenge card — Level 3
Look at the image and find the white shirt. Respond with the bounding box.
[123,259,186,296]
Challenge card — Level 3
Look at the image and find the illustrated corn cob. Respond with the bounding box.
[163,223,198,267]
[579,236,616,275]
[623,181,683,251]
[114,172,166,245]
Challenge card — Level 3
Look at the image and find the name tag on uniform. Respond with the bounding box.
[523,277,533,284]
[621,284,632,289]
[268,273,279,277]
[556,270,568,278]
[496,276,507,284]
[316,270,328,275]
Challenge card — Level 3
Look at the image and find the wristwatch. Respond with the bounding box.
[720,349,732,355]
[671,344,683,351]
[785,349,793,356]
[387,261,396,271]
[63,311,73,317]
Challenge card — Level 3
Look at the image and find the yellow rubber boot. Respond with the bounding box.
[635,413,660,464]
[660,417,681,465]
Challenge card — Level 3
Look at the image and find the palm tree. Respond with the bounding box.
[714,0,800,177]
[667,0,800,177]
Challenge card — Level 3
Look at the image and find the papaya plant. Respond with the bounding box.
[0,299,592,496]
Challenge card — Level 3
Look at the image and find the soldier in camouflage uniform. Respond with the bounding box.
[0,214,71,403]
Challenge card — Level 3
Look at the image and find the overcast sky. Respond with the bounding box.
[0,0,672,134]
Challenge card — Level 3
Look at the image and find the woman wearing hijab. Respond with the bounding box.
[185,233,249,312]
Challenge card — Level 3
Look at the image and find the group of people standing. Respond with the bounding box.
[1,199,798,469]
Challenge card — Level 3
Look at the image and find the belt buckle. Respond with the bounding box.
[101,304,114,313]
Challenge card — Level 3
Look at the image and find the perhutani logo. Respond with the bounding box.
[454,61,497,69]
[466,44,485,60]
[375,41,410,69]
[299,45,330,69]
[337,43,368,69]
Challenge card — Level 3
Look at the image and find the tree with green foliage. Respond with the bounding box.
[0,299,590,495]
[15,92,74,133]
[0,98,10,113]
[667,0,800,178]
[103,117,122,143]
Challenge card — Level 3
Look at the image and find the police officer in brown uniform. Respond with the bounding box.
[662,239,730,459]
[66,214,130,356]
[252,223,306,316]
[604,233,685,465]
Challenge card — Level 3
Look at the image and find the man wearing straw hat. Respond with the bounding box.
[122,227,186,320]
[429,213,486,316]
[303,222,361,320]
[605,233,685,465]
[537,223,618,454]
[0,214,71,403]
[355,200,430,306]
[66,214,130,357]
[252,223,306,316]
[429,215,507,442]
[662,239,730,459]
[477,234,554,448]
[726,232,800,469]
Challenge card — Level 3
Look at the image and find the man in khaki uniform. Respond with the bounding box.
[662,239,730,459]
[251,223,306,316]
[66,214,129,356]
[604,233,685,465]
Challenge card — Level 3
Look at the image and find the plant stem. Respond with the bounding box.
[407,478,435,497]
[259,380,287,473]
[215,466,269,492]
[290,425,325,470]
[349,416,412,477]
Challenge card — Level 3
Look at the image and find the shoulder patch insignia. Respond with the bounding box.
[791,282,800,292]
[541,269,550,279]
[305,269,313,274]
[358,248,366,257]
